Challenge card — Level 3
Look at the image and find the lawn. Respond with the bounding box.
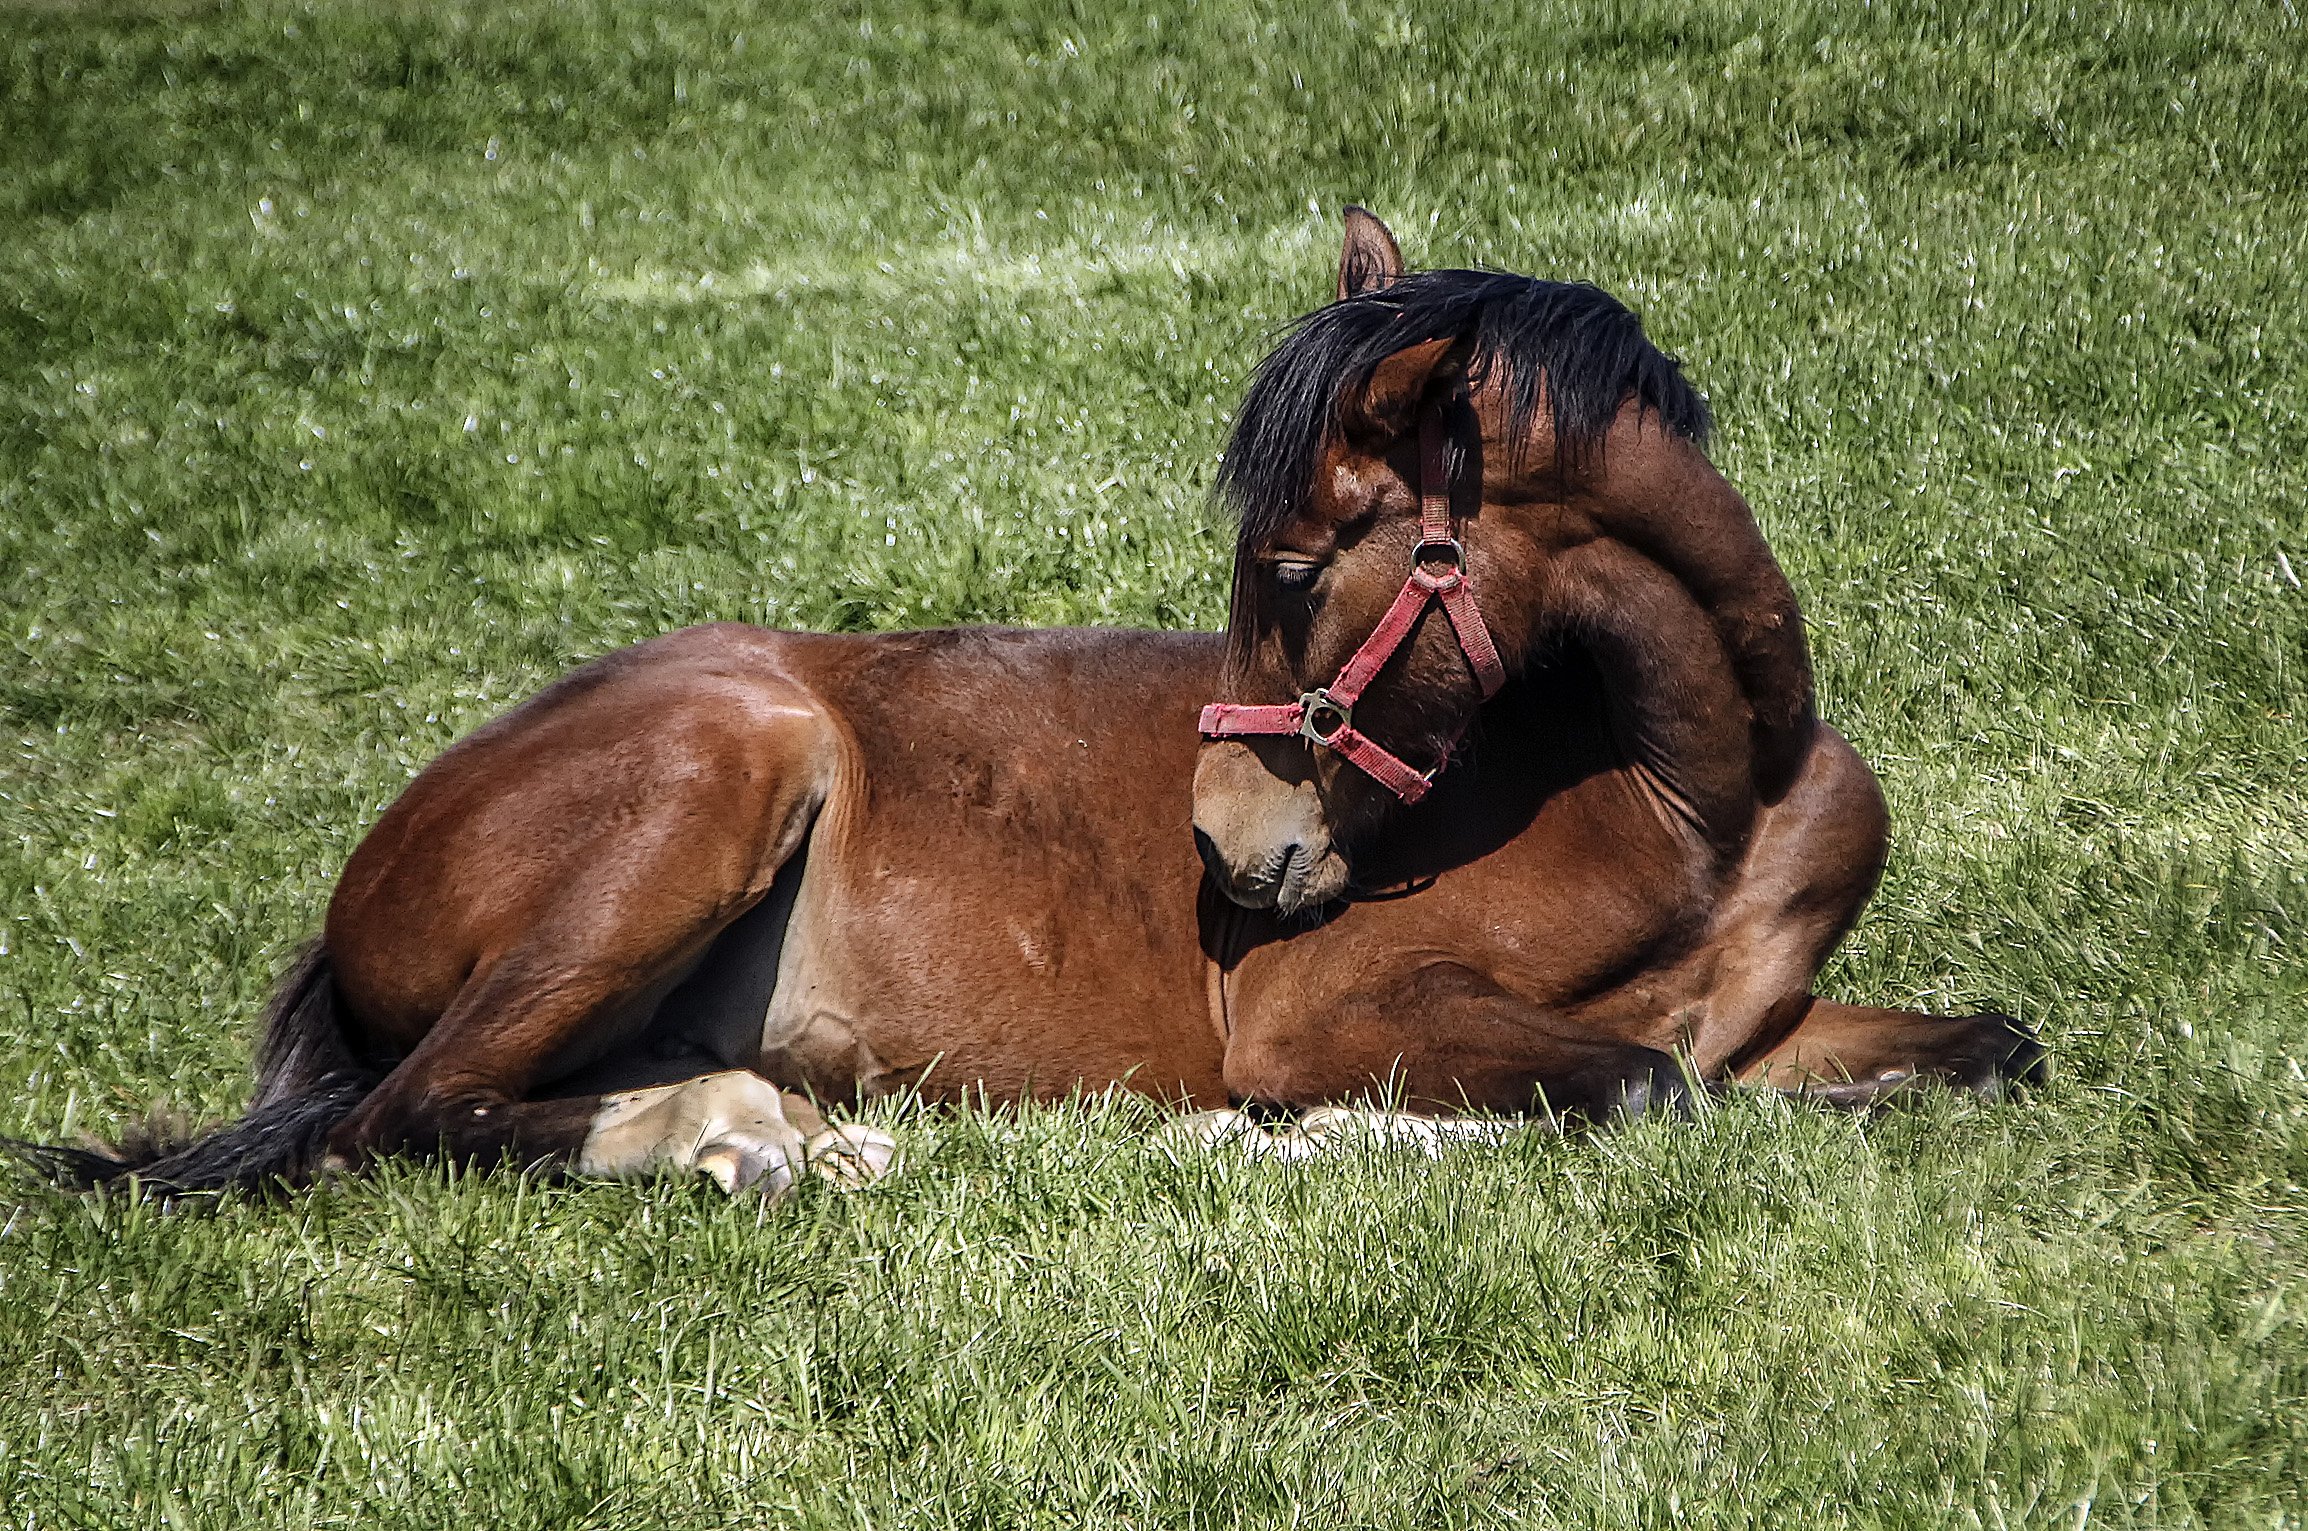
[2,0,2305,1524]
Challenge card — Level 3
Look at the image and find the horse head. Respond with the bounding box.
[1194,210,1808,914]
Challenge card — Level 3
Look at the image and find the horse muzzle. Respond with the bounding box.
[1191,740,1350,914]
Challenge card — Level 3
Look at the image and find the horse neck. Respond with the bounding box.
[1518,530,1767,854]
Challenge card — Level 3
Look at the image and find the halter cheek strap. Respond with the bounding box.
[1198,407,1505,805]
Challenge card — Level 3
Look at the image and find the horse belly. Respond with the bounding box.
[748,791,1219,1104]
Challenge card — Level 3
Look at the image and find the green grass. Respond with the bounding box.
[2,0,2305,1523]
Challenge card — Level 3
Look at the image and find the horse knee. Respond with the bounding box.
[1553,1046,1701,1127]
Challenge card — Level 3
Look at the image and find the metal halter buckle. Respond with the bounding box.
[1297,688,1352,746]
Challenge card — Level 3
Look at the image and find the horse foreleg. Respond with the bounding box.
[1662,723,2045,1102]
[1736,1000,2045,1105]
[1224,959,1704,1124]
[1656,722,1889,1075]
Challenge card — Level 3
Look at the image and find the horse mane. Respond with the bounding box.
[1217,269,1711,546]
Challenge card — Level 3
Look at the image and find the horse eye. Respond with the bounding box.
[1272,559,1324,592]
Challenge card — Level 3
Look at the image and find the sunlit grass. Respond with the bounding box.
[2,0,2304,1524]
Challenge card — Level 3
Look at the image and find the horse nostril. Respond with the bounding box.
[1192,827,1227,880]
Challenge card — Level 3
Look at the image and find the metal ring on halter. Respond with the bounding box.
[1410,537,1467,591]
[1297,688,1352,746]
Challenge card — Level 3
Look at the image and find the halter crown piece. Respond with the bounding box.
[1198,406,1506,805]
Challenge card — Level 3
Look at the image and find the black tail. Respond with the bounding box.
[6,941,388,1198]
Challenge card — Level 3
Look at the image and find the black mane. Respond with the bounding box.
[1217,269,1710,544]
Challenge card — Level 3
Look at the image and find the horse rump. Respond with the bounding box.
[4,941,385,1199]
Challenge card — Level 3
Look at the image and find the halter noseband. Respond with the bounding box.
[1198,407,1506,805]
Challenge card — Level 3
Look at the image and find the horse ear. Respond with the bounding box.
[1341,336,1457,441]
[1337,207,1404,301]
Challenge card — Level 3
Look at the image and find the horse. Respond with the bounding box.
[19,208,2042,1198]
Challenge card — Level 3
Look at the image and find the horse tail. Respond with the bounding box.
[7,940,387,1198]
[249,939,368,1109]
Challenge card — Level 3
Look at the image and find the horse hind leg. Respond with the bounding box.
[326,948,901,1194]
[320,664,896,1193]
[551,1031,900,1193]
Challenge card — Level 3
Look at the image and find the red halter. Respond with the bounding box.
[1198,407,1506,805]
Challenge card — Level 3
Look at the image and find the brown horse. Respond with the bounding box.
[25,209,2040,1197]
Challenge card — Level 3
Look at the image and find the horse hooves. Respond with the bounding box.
[1793,1010,2051,1110]
[1915,1010,2050,1102]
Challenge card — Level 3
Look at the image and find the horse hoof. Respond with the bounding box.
[1973,1010,2049,1089]
[694,1138,801,1199]
[805,1124,901,1188]
[1913,1011,2049,1102]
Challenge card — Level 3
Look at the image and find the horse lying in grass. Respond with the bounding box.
[24,209,2042,1198]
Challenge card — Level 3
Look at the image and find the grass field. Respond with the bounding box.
[3,0,2306,1524]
